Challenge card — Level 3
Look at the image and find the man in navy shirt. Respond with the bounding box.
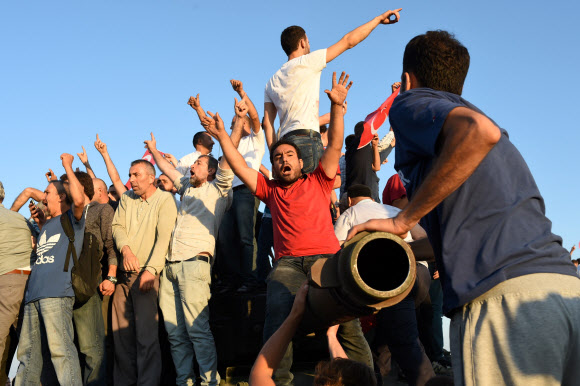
[347,30,580,385]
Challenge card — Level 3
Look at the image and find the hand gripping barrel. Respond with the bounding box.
[299,231,416,333]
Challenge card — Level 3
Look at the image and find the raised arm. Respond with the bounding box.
[77,146,96,179]
[263,103,277,150]
[371,134,381,172]
[249,282,309,386]
[94,134,128,195]
[201,107,259,193]
[346,106,501,240]
[231,80,261,134]
[320,72,352,178]
[144,133,182,183]
[11,187,44,212]
[61,153,86,220]
[326,8,402,63]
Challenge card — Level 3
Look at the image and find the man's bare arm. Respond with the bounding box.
[144,133,182,183]
[231,80,261,134]
[371,134,381,172]
[320,72,352,178]
[263,102,277,150]
[201,109,259,193]
[77,146,96,179]
[346,107,501,240]
[94,134,128,195]
[11,188,44,212]
[326,8,402,63]
[61,153,86,220]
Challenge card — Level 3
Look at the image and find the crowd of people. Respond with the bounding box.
[1,6,579,386]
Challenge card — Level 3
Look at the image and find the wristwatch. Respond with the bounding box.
[106,276,118,284]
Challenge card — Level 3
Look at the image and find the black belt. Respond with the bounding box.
[232,184,248,192]
[167,255,210,265]
[282,129,321,139]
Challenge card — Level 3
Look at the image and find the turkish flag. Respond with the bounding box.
[125,149,165,189]
[358,88,399,149]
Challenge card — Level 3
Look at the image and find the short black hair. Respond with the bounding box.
[130,159,156,176]
[50,180,72,206]
[345,134,356,148]
[281,26,306,56]
[269,139,302,164]
[403,30,470,95]
[74,171,94,200]
[319,124,328,134]
[198,155,218,176]
[347,184,372,199]
[354,122,365,137]
[193,131,206,147]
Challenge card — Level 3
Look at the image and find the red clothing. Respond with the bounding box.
[382,173,407,206]
[255,163,340,261]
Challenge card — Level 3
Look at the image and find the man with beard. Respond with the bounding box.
[204,73,372,385]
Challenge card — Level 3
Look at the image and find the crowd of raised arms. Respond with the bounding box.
[1,6,580,386]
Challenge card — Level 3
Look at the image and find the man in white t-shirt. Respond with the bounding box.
[215,80,266,293]
[263,8,402,174]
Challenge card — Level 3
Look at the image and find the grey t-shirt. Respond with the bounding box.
[25,209,85,304]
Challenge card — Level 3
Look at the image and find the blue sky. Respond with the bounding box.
[1,0,579,253]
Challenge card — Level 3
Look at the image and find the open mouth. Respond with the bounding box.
[282,165,291,173]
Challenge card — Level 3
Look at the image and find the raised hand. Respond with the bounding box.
[60,153,74,169]
[201,111,226,139]
[230,79,245,97]
[391,81,401,94]
[144,132,157,152]
[234,97,249,118]
[163,153,178,166]
[77,146,89,164]
[187,94,201,110]
[379,8,402,24]
[324,72,353,105]
[45,169,57,182]
[94,134,108,155]
[371,134,379,148]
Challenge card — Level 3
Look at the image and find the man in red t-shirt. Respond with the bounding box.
[200,72,372,385]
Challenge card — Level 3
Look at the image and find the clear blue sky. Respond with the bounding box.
[1,0,579,252]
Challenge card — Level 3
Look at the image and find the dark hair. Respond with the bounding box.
[354,122,365,137]
[319,124,328,134]
[130,159,156,176]
[313,358,377,386]
[74,171,94,200]
[50,180,72,206]
[345,134,356,148]
[347,184,372,199]
[198,155,218,176]
[269,139,302,164]
[281,26,306,56]
[403,30,470,95]
[193,131,206,147]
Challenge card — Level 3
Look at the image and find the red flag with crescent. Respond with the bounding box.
[358,88,399,149]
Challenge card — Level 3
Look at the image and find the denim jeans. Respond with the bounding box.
[263,255,373,386]
[15,297,82,385]
[73,293,106,385]
[159,259,220,386]
[282,132,324,174]
[216,186,259,287]
[256,215,273,284]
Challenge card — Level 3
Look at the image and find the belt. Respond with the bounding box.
[232,184,248,192]
[4,269,31,275]
[282,129,321,139]
[167,255,210,265]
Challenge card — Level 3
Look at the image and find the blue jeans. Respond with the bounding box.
[282,132,324,174]
[216,186,260,287]
[263,255,373,386]
[73,293,106,385]
[159,259,220,386]
[15,297,82,385]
